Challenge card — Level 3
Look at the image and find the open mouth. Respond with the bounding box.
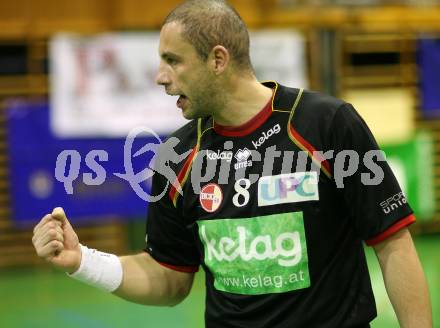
[177,95,188,109]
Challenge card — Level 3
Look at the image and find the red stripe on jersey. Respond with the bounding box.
[157,261,199,273]
[214,95,273,137]
[365,214,416,246]
[288,123,332,178]
[169,144,199,207]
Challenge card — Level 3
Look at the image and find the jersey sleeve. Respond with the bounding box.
[329,103,415,246]
[144,155,200,273]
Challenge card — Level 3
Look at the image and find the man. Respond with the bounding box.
[32,0,432,327]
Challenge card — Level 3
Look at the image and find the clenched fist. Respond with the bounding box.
[32,207,81,273]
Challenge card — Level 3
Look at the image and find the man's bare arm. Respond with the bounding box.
[373,228,432,328]
[32,207,194,307]
[115,252,194,306]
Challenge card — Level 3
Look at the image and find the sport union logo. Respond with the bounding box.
[200,183,223,213]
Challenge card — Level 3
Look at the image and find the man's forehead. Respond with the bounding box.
[159,22,185,46]
[160,21,183,35]
[158,22,194,56]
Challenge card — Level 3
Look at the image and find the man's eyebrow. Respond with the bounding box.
[161,52,181,60]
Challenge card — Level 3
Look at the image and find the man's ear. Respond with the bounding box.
[209,45,230,74]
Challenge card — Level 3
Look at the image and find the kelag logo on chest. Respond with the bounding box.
[258,172,319,207]
[198,212,310,295]
[252,124,281,149]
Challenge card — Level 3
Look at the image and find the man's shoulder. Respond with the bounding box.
[165,119,199,146]
[301,89,345,111]
[153,119,200,172]
[280,85,352,151]
[286,86,348,126]
[159,117,213,155]
[274,83,346,118]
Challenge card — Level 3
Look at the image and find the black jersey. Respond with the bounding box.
[145,82,415,328]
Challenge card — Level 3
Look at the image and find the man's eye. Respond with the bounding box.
[167,58,178,65]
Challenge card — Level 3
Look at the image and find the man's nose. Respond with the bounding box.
[155,64,170,86]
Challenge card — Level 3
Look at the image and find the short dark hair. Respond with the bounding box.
[163,0,253,72]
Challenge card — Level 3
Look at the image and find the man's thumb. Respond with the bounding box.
[51,207,66,222]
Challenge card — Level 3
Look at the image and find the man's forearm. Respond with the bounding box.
[374,228,432,328]
[114,252,195,306]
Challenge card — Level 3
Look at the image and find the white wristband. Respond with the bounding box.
[68,244,123,292]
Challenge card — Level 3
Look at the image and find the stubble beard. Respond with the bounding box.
[185,76,226,120]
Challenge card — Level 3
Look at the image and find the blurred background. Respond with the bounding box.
[0,0,439,327]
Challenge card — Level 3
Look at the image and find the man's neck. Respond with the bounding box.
[212,77,273,127]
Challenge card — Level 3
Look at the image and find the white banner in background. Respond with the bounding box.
[250,30,308,89]
[50,31,308,137]
[50,33,188,137]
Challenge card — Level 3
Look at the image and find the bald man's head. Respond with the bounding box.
[163,0,253,73]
